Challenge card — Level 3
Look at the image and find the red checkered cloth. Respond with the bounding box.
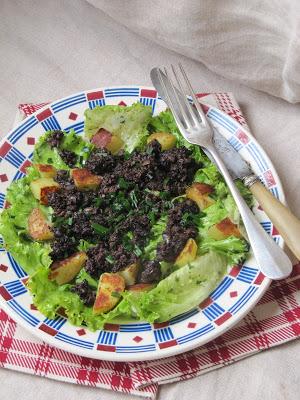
[0,94,299,399]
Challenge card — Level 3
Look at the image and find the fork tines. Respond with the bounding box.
[156,64,207,129]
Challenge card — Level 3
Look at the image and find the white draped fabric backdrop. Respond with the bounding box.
[87,0,300,103]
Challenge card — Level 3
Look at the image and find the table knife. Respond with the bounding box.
[152,73,300,260]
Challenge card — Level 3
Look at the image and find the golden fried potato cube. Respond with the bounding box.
[175,238,198,268]
[35,164,57,178]
[28,208,54,241]
[147,132,177,150]
[118,263,140,286]
[91,128,124,155]
[186,183,215,210]
[71,168,102,190]
[30,178,60,205]
[208,218,242,240]
[49,252,88,285]
[93,273,125,314]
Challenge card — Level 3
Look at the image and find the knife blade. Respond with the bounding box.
[151,69,254,182]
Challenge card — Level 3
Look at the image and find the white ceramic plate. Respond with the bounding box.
[0,86,284,361]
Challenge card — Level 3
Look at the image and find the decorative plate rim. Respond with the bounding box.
[0,86,283,362]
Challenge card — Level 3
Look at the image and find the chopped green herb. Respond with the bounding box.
[105,255,115,264]
[163,200,173,210]
[91,222,109,235]
[129,190,138,208]
[118,177,130,189]
[67,217,73,225]
[53,216,66,227]
[93,197,103,207]
[123,241,133,252]
[159,191,169,200]
[124,151,131,160]
[133,245,143,257]
[148,211,156,224]
[126,231,134,240]
[77,239,95,252]
[122,231,135,252]
[112,192,131,212]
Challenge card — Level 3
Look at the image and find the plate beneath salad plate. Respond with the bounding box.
[0,86,284,361]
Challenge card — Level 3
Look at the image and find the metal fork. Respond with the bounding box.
[151,64,292,280]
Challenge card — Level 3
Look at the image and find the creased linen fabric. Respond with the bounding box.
[86,0,300,103]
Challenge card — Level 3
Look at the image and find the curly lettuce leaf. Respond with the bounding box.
[199,236,249,265]
[121,251,227,322]
[194,164,253,204]
[34,129,93,169]
[75,268,98,289]
[0,168,52,275]
[84,103,152,153]
[199,201,228,232]
[194,161,252,236]
[194,163,222,186]
[28,267,89,322]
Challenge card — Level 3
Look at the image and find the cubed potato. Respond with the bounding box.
[127,283,154,292]
[186,183,215,210]
[28,208,54,241]
[175,238,198,268]
[147,132,176,150]
[71,168,102,190]
[30,178,60,205]
[118,263,140,286]
[208,218,242,240]
[49,252,88,285]
[93,273,125,314]
[35,164,57,178]
[91,128,124,154]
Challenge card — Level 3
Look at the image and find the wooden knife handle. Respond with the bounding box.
[249,181,300,260]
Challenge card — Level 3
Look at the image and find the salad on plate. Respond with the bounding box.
[0,102,252,331]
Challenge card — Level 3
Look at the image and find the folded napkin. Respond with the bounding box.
[1,93,299,399]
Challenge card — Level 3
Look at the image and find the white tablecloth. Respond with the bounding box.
[0,1,299,399]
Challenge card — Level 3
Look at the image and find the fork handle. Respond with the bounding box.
[249,181,300,260]
[208,146,293,280]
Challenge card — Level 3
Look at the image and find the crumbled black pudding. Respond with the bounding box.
[85,243,108,278]
[139,260,161,283]
[59,149,77,168]
[85,148,116,174]
[47,139,202,291]
[49,226,78,260]
[156,199,199,262]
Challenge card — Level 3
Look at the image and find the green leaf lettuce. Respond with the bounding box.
[84,103,152,153]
